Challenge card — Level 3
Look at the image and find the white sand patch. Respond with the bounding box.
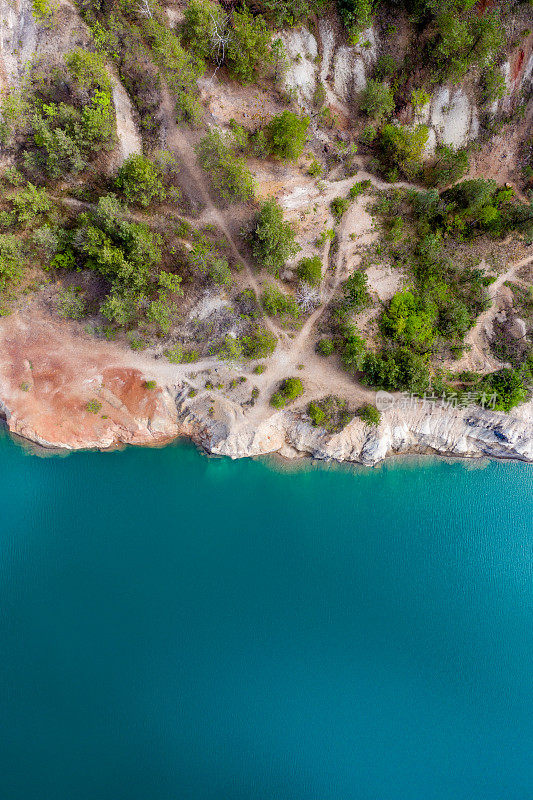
[319,19,336,81]
[281,27,318,105]
[109,72,142,163]
[430,88,471,148]
[189,295,230,321]
[366,264,405,302]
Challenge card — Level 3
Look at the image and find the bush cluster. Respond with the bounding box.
[270,376,304,408]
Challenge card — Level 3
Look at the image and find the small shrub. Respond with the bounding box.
[164,344,199,363]
[316,338,335,356]
[262,285,300,319]
[196,129,254,202]
[296,255,322,286]
[56,286,86,320]
[86,399,102,413]
[411,88,431,110]
[270,391,286,408]
[0,234,23,294]
[361,125,377,144]
[307,395,354,431]
[308,401,327,427]
[349,179,370,200]
[307,158,323,178]
[358,403,381,426]
[143,380,157,389]
[253,363,265,374]
[331,196,351,222]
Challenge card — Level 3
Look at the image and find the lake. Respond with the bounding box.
[0,431,532,799]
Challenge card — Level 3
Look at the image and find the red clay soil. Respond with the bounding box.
[475,0,496,15]
[511,49,526,84]
[0,308,178,449]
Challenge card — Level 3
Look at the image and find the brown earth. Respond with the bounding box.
[0,306,179,449]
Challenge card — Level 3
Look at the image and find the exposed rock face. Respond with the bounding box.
[108,70,143,164]
[427,88,477,149]
[281,21,378,111]
[178,393,533,466]
[0,0,38,91]
[280,17,532,157]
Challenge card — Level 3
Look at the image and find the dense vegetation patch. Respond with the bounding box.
[307,395,355,431]
[1,49,116,181]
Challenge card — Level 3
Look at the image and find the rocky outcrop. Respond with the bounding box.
[176,392,533,466]
[280,16,532,158]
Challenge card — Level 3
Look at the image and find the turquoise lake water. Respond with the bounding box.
[0,430,532,800]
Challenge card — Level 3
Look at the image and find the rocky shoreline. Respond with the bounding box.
[2,379,532,466]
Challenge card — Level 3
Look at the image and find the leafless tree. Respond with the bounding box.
[296,282,321,313]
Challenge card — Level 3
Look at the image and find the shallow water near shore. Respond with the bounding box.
[0,430,532,800]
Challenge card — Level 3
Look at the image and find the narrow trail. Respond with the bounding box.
[451,252,533,373]
[158,85,288,344]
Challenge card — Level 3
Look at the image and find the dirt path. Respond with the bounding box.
[450,252,533,373]
[158,85,288,344]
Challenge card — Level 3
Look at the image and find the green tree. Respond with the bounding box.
[342,331,366,371]
[0,234,23,294]
[251,198,299,275]
[116,154,166,207]
[379,123,429,180]
[271,376,304,407]
[360,79,395,123]
[256,0,326,27]
[337,0,374,34]
[262,284,300,318]
[10,183,52,227]
[362,347,430,393]
[265,111,310,160]
[182,0,226,62]
[427,145,469,188]
[483,368,529,412]
[241,326,277,358]
[297,255,322,286]
[381,290,436,350]
[342,269,370,312]
[480,64,506,104]
[226,6,272,84]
